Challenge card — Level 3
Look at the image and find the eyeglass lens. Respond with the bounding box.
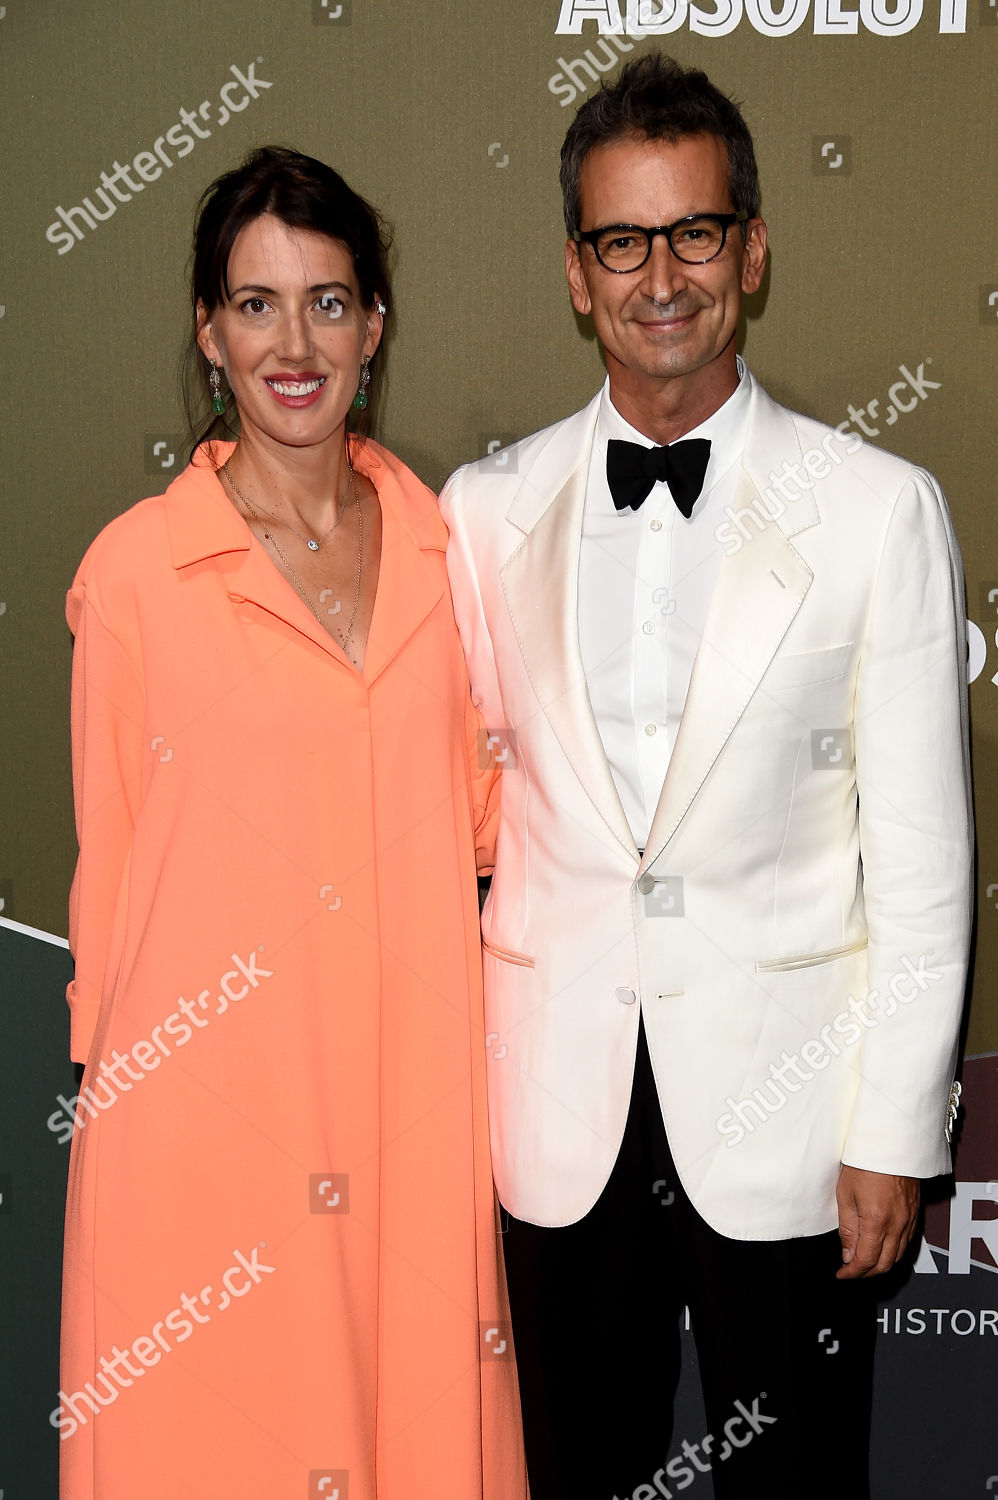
[595,218,727,269]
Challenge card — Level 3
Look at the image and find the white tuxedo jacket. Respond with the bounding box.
[440,372,972,1239]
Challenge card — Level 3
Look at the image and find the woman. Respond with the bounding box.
[59,146,526,1499]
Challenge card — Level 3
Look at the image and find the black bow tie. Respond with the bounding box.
[606,437,712,518]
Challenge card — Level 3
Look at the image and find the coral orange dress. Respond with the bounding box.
[59,440,526,1499]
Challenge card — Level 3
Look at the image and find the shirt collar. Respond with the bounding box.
[594,355,752,517]
[165,436,446,571]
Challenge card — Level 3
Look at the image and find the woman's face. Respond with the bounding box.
[196,212,382,451]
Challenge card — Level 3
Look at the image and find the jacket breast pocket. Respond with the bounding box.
[756,937,868,973]
[762,643,853,691]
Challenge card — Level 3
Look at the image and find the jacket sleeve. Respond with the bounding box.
[841,466,973,1178]
[66,580,145,1064]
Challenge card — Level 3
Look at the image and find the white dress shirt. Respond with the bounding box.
[578,359,752,846]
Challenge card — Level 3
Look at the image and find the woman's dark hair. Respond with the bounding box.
[181,145,393,454]
[560,54,760,238]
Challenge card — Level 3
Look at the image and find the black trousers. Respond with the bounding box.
[501,1017,876,1500]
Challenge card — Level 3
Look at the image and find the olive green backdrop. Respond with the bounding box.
[1,1,996,1494]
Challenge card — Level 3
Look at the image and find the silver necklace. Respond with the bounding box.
[222,455,364,659]
[222,459,353,552]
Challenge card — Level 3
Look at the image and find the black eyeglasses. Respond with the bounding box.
[573,211,749,272]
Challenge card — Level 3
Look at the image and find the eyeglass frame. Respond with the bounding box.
[572,210,749,271]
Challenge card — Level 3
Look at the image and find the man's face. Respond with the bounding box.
[566,133,767,399]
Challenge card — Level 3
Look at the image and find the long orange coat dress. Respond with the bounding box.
[59,439,527,1500]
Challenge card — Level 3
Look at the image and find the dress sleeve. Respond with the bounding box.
[66,583,145,1063]
[466,694,501,878]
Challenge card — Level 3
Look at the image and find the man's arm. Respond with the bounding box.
[837,465,972,1270]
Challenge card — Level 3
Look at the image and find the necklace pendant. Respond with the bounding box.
[307,539,319,551]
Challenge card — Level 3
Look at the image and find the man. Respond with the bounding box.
[441,55,971,1500]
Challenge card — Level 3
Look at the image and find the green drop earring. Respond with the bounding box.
[352,357,371,411]
[209,358,226,416]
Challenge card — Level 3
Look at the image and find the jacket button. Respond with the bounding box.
[637,874,655,894]
[615,986,637,1005]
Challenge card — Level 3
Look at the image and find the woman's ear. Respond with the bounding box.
[195,299,221,364]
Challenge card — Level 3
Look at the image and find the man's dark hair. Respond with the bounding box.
[560,54,760,237]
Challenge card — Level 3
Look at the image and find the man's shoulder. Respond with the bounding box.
[441,393,601,515]
[750,378,935,496]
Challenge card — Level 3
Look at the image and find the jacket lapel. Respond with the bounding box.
[501,396,638,857]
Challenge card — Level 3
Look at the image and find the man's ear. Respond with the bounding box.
[565,240,592,316]
[740,219,768,296]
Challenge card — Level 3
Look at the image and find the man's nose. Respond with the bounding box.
[638,233,690,305]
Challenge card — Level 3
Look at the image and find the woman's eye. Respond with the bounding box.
[241,297,270,315]
[315,295,344,320]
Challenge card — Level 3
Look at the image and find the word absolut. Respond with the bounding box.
[614,1393,778,1498]
[46,948,274,1143]
[716,953,942,1146]
[555,0,968,36]
[45,61,273,255]
[50,1244,276,1440]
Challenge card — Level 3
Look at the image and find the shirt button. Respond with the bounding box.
[642,621,655,635]
[650,519,663,532]
[645,723,657,737]
[615,986,637,1005]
